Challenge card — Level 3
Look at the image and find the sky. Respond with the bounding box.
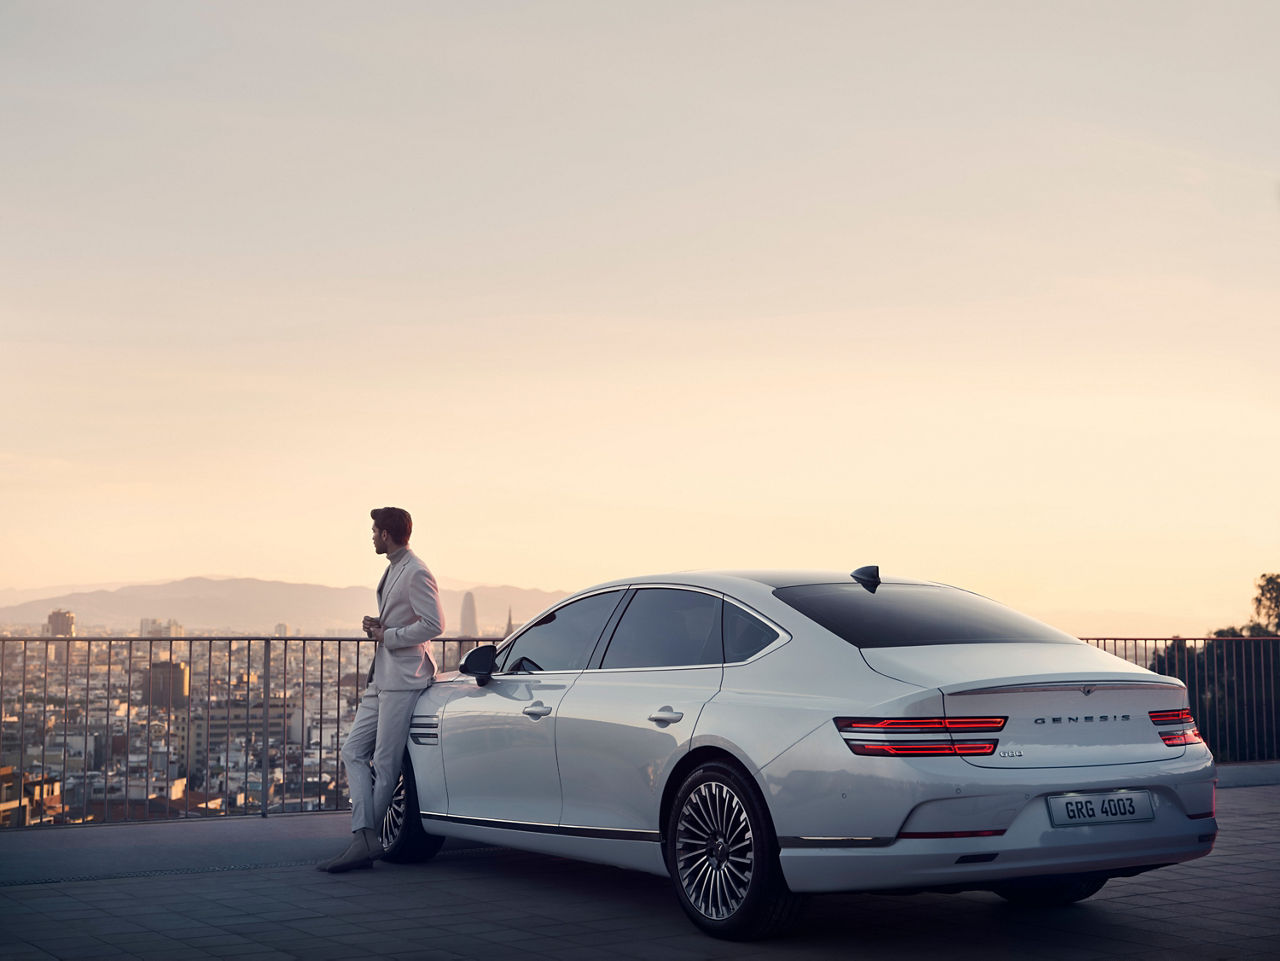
[2,1,1277,637]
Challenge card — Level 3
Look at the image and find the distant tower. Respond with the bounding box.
[505,607,513,637]
[460,592,479,636]
[46,610,75,637]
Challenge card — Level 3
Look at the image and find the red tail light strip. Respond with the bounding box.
[1160,729,1204,747]
[836,716,1007,734]
[1149,708,1194,725]
[846,740,999,757]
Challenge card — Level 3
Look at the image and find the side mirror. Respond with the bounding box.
[460,644,497,686]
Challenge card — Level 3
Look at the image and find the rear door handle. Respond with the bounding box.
[648,708,684,725]
[523,702,553,718]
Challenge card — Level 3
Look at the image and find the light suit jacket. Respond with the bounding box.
[371,548,443,691]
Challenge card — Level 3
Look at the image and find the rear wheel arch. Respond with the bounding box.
[659,746,772,848]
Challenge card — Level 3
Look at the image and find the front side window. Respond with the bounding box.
[498,590,624,673]
[601,588,722,669]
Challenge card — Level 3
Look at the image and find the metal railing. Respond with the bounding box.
[1083,636,1280,764]
[2,634,1277,829]
[0,635,496,828]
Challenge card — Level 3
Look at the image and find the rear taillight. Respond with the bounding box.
[1150,708,1194,725]
[835,717,1005,758]
[847,740,999,757]
[835,717,1007,734]
[1151,708,1202,748]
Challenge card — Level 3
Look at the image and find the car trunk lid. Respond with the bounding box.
[860,642,1187,768]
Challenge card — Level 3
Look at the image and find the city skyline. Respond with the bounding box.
[3,3,1277,639]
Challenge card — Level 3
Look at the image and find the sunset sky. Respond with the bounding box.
[2,2,1277,637]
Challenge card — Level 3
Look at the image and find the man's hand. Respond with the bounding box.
[369,625,386,643]
[362,615,381,637]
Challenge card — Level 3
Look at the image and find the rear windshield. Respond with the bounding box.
[773,583,1080,648]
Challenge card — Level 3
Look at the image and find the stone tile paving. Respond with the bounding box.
[1,785,1275,961]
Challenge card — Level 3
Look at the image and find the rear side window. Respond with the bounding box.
[601,588,722,669]
[723,602,780,662]
[498,590,624,672]
[773,583,1080,648]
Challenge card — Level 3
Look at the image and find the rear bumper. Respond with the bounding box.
[779,793,1216,894]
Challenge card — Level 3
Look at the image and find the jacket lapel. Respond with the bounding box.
[379,556,408,620]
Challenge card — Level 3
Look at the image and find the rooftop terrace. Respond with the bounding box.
[2,782,1277,961]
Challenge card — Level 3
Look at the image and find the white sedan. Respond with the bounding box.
[381,568,1217,939]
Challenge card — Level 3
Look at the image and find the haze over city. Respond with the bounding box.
[3,2,1277,638]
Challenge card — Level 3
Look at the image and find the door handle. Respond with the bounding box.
[648,708,684,725]
[523,702,553,718]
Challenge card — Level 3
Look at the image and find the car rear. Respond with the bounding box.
[762,576,1216,895]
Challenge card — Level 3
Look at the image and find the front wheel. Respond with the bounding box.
[380,750,445,864]
[665,760,805,940]
[993,874,1108,907]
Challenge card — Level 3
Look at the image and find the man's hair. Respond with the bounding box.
[370,507,412,545]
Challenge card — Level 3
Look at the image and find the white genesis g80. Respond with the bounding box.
[382,568,1216,939]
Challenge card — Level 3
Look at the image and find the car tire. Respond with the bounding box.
[993,874,1108,907]
[379,750,445,864]
[665,760,805,940]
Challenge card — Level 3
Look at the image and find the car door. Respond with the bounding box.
[441,589,625,826]
[556,586,724,833]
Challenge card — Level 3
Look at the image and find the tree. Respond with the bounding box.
[1149,573,1280,763]
[1252,573,1280,634]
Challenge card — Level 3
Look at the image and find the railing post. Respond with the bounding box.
[261,639,270,818]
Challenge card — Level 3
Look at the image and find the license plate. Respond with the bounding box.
[1046,790,1154,827]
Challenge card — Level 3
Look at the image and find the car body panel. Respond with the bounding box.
[860,642,1189,768]
[556,664,722,831]
[776,754,1216,892]
[438,671,576,824]
[859,640,1162,690]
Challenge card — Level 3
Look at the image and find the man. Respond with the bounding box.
[318,506,444,873]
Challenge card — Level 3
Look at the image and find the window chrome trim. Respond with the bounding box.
[492,586,628,676]
[721,595,792,665]
[577,584,793,672]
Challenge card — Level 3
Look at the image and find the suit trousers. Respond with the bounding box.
[340,686,424,833]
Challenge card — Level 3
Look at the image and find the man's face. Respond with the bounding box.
[372,524,390,556]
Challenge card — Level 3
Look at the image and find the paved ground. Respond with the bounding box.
[1,785,1277,961]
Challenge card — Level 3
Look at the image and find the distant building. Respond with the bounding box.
[0,766,25,827]
[460,592,478,636]
[0,767,62,826]
[143,661,190,709]
[140,617,184,637]
[173,697,302,769]
[45,609,75,637]
[275,623,289,637]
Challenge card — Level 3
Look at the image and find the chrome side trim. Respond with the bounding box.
[421,811,661,843]
[409,714,439,746]
[778,836,895,849]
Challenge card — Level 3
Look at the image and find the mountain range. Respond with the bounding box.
[0,577,568,636]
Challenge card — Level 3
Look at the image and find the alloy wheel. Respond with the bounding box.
[674,780,755,920]
[381,771,406,850]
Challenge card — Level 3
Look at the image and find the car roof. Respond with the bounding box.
[585,569,940,594]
